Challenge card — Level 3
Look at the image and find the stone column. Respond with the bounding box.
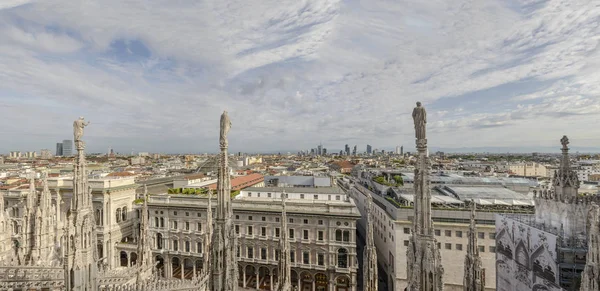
[127,252,131,267]
[180,261,184,279]
[243,268,247,288]
[297,278,301,290]
[270,272,273,291]
[256,272,259,289]
[329,278,335,291]
[312,280,316,290]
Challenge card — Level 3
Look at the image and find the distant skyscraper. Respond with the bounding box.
[317,144,323,156]
[395,146,401,155]
[323,148,327,155]
[339,150,343,156]
[56,142,63,156]
[401,145,404,155]
[352,145,357,155]
[344,144,350,156]
[62,139,73,156]
[366,144,372,155]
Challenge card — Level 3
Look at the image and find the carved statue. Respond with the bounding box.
[219,111,232,148]
[560,135,569,149]
[412,102,427,140]
[73,117,90,143]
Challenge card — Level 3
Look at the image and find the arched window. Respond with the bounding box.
[185,241,190,252]
[197,242,202,253]
[343,231,350,242]
[156,233,163,249]
[173,239,179,251]
[155,217,159,227]
[337,248,348,268]
[95,209,101,225]
[116,209,121,223]
[335,230,342,241]
[160,217,165,228]
[122,207,127,221]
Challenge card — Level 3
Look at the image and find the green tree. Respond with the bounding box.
[392,175,404,186]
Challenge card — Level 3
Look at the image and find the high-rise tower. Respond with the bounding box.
[406,102,444,291]
[209,111,238,291]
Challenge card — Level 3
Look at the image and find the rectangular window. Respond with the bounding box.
[197,212,201,217]
[248,226,253,235]
[247,247,254,259]
[456,244,463,251]
[314,195,318,200]
[289,229,294,239]
[237,246,240,257]
[185,221,190,231]
[478,232,485,239]
[172,221,178,229]
[404,240,409,246]
[318,253,324,265]
[261,248,267,260]
[290,251,295,263]
[489,246,496,253]
[403,228,410,234]
[478,246,485,252]
[197,242,202,253]
[248,216,253,221]
[235,225,239,234]
[268,193,272,198]
[275,228,280,238]
[445,243,451,250]
[185,212,189,216]
[300,194,304,199]
[456,231,463,238]
[318,220,323,225]
[197,222,202,232]
[257,193,260,197]
[289,218,294,223]
[275,217,280,222]
[304,219,309,224]
[434,229,440,236]
[318,231,324,241]
[261,227,266,236]
[248,193,252,197]
[437,242,441,249]
[336,195,340,200]
[445,230,451,237]
[275,250,280,261]
[173,240,178,251]
[303,252,310,264]
[303,230,309,240]
[262,216,266,221]
[174,211,177,216]
[489,232,496,239]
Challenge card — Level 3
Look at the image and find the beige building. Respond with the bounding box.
[147,186,361,291]
[348,182,503,291]
[502,162,548,177]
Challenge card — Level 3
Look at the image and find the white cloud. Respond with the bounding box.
[0,0,598,153]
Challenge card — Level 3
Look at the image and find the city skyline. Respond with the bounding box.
[1,1,599,153]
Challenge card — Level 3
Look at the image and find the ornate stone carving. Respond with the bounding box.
[412,101,427,141]
[219,111,232,149]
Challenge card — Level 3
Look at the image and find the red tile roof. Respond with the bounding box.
[208,173,264,191]
[107,172,136,177]
[183,173,205,180]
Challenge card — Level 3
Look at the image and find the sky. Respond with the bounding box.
[0,0,599,154]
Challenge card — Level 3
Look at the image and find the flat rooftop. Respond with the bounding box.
[242,186,345,195]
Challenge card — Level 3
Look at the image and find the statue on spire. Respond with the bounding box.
[561,135,569,150]
[412,102,427,141]
[220,111,232,149]
[73,117,90,148]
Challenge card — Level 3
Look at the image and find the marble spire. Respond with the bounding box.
[406,101,444,291]
[204,190,213,277]
[275,190,291,291]
[65,117,98,291]
[33,172,57,266]
[552,135,579,201]
[136,185,153,288]
[464,201,484,291]
[209,111,238,291]
[581,204,600,291]
[363,192,378,291]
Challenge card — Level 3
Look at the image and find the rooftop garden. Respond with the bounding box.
[372,175,404,187]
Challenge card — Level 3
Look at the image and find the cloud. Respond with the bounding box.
[0,0,598,153]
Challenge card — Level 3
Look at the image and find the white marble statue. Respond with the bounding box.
[412,102,427,140]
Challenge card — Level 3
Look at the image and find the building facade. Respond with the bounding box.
[147,186,361,290]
